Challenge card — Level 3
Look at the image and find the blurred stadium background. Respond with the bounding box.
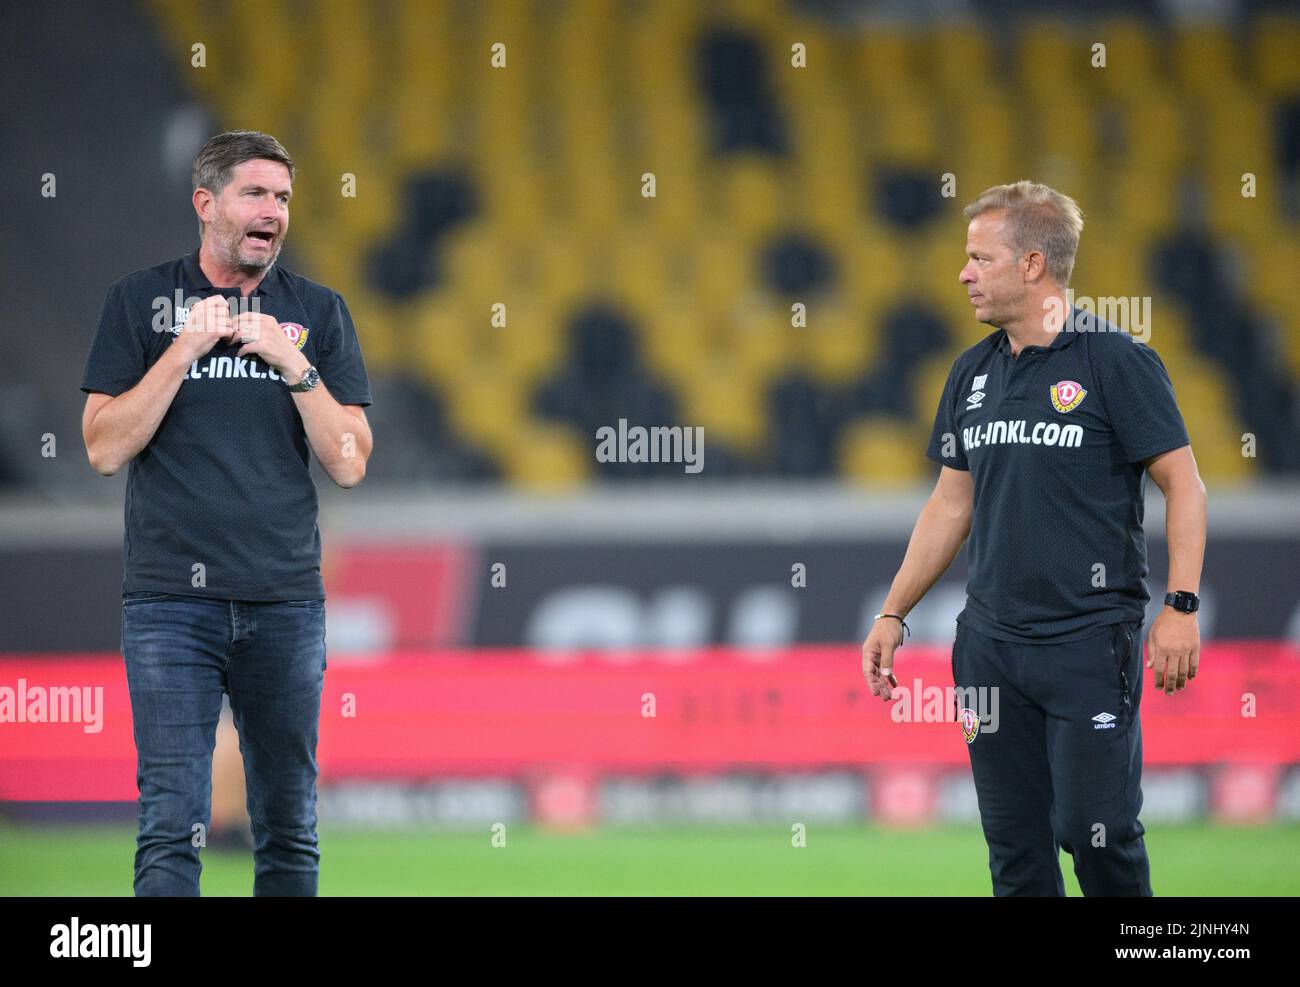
[2,0,1299,895]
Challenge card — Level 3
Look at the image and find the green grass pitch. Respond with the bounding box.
[2,823,1297,896]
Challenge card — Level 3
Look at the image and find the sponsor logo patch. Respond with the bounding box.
[1050,379,1086,413]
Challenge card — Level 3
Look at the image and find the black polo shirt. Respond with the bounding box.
[81,249,372,601]
[925,305,1189,643]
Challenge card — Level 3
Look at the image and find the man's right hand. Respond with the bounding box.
[174,295,236,361]
[862,616,904,700]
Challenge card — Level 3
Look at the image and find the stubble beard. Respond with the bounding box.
[211,213,284,274]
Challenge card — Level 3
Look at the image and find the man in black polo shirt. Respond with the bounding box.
[80,131,373,896]
[861,181,1207,896]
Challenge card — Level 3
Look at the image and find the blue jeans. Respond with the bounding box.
[121,591,327,896]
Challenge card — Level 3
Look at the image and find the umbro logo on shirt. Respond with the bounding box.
[967,374,988,409]
[1092,711,1117,730]
[167,307,189,334]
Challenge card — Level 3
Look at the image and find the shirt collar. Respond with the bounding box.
[183,248,281,297]
[994,305,1082,356]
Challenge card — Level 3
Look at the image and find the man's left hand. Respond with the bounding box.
[1146,608,1200,695]
[234,312,310,385]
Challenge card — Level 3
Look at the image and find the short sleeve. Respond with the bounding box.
[925,361,969,470]
[81,280,147,397]
[317,293,372,407]
[1100,339,1190,464]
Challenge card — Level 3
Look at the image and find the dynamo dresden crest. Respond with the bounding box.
[1050,379,1087,413]
[960,707,980,744]
[279,322,310,351]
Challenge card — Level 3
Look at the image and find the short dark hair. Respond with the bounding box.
[192,130,295,236]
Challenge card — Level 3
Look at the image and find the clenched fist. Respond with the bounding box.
[233,312,310,384]
[174,294,236,361]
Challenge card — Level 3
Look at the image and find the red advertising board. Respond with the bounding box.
[2,644,1298,801]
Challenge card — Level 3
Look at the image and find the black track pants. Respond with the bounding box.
[952,619,1153,897]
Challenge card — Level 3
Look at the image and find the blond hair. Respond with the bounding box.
[963,181,1084,287]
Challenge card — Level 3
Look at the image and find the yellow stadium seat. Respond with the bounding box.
[852,31,917,101]
[339,292,399,375]
[1139,301,1191,363]
[677,364,768,454]
[1090,17,1160,97]
[443,365,532,457]
[801,167,864,241]
[689,234,752,305]
[1204,162,1278,241]
[949,97,1019,183]
[1251,14,1300,96]
[1241,228,1300,315]
[838,418,931,488]
[1173,371,1254,484]
[911,353,961,423]
[717,155,789,241]
[797,301,879,385]
[1173,27,1239,94]
[1201,85,1269,172]
[874,97,941,165]
[610,228,677,314]
[1018,20,1085,92]
[688,297,796,386]
[641,307,709,385]
[1036,92,1097,165]
[493,298,566,387]
[925,28,996,98]
[731,301,799,380]
[1104,169,1178,243]
[840,234,908,315]
[1118,90,1188,173]
[412,294,478,389]
[500,423,592,492]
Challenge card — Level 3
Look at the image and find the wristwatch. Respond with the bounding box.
[1164,591,1200,613]
[288,365,320,392]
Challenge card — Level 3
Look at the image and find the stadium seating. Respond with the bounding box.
[146,0,1300,486]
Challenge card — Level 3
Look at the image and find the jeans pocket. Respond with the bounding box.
[123,592,173,605]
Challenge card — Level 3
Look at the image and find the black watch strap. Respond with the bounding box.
[1164,591,1199,613]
